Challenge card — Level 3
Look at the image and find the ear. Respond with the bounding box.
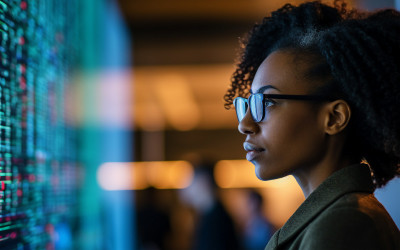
[323,100,351,135]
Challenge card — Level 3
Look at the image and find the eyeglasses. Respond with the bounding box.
[234,93,328,123]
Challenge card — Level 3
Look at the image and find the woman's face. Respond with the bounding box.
[238,50,328,180]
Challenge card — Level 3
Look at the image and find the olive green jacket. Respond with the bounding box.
[265,164,400,250]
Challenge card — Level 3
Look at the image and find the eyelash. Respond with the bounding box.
[265,99,276,108]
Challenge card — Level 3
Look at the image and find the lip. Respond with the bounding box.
[243,142,265,161]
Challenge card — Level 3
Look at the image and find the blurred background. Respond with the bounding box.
[0,0,399,249]
[100,0,400,249]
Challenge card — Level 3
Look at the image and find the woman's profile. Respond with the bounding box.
[224,1,400,249]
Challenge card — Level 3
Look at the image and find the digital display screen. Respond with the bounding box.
[0,0,79,248]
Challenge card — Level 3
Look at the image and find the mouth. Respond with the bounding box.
[243,142,265,161]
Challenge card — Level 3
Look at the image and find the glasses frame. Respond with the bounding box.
[234,93,329,123]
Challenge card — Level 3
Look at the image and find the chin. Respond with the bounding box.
[256,171,274,181]
[253,162,269,181]
[255,170,264,181]
[253,161,286,181]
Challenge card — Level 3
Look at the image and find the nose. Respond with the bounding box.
[238,110,259,135]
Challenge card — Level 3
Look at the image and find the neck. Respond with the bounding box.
[293,145,356,198]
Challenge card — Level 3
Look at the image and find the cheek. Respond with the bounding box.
[264,110,320,148]
[258,108,325,176]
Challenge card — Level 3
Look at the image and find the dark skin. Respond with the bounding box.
[238,50,353,198]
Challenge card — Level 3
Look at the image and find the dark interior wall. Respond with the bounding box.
[130,21,253,66]
[117,0,264,66]
[134,129,244,161]
[165,129,244,161]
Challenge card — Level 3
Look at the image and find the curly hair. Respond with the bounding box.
[224,0,400,187]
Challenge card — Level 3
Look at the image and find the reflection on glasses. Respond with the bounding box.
[234,93,329,123]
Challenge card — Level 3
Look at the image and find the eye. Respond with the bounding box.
[265,99,276,108]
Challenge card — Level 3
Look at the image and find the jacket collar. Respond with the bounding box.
[268,164,375,248]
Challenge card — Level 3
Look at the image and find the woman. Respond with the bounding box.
[224,1,400,249]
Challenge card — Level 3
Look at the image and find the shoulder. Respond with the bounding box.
[300,193,400,250]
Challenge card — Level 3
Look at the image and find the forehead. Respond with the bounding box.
[251,50,318,94]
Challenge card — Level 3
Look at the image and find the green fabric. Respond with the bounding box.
[265,164,400,250]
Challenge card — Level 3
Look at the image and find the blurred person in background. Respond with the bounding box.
[242,189,275,250]
[136,187,172,250]
[225,0,400,249]
[180,161,240,250]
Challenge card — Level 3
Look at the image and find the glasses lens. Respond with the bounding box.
[249,94,264,122]
[234,97,247,122]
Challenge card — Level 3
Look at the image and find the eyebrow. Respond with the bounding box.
[250,85,280,94]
